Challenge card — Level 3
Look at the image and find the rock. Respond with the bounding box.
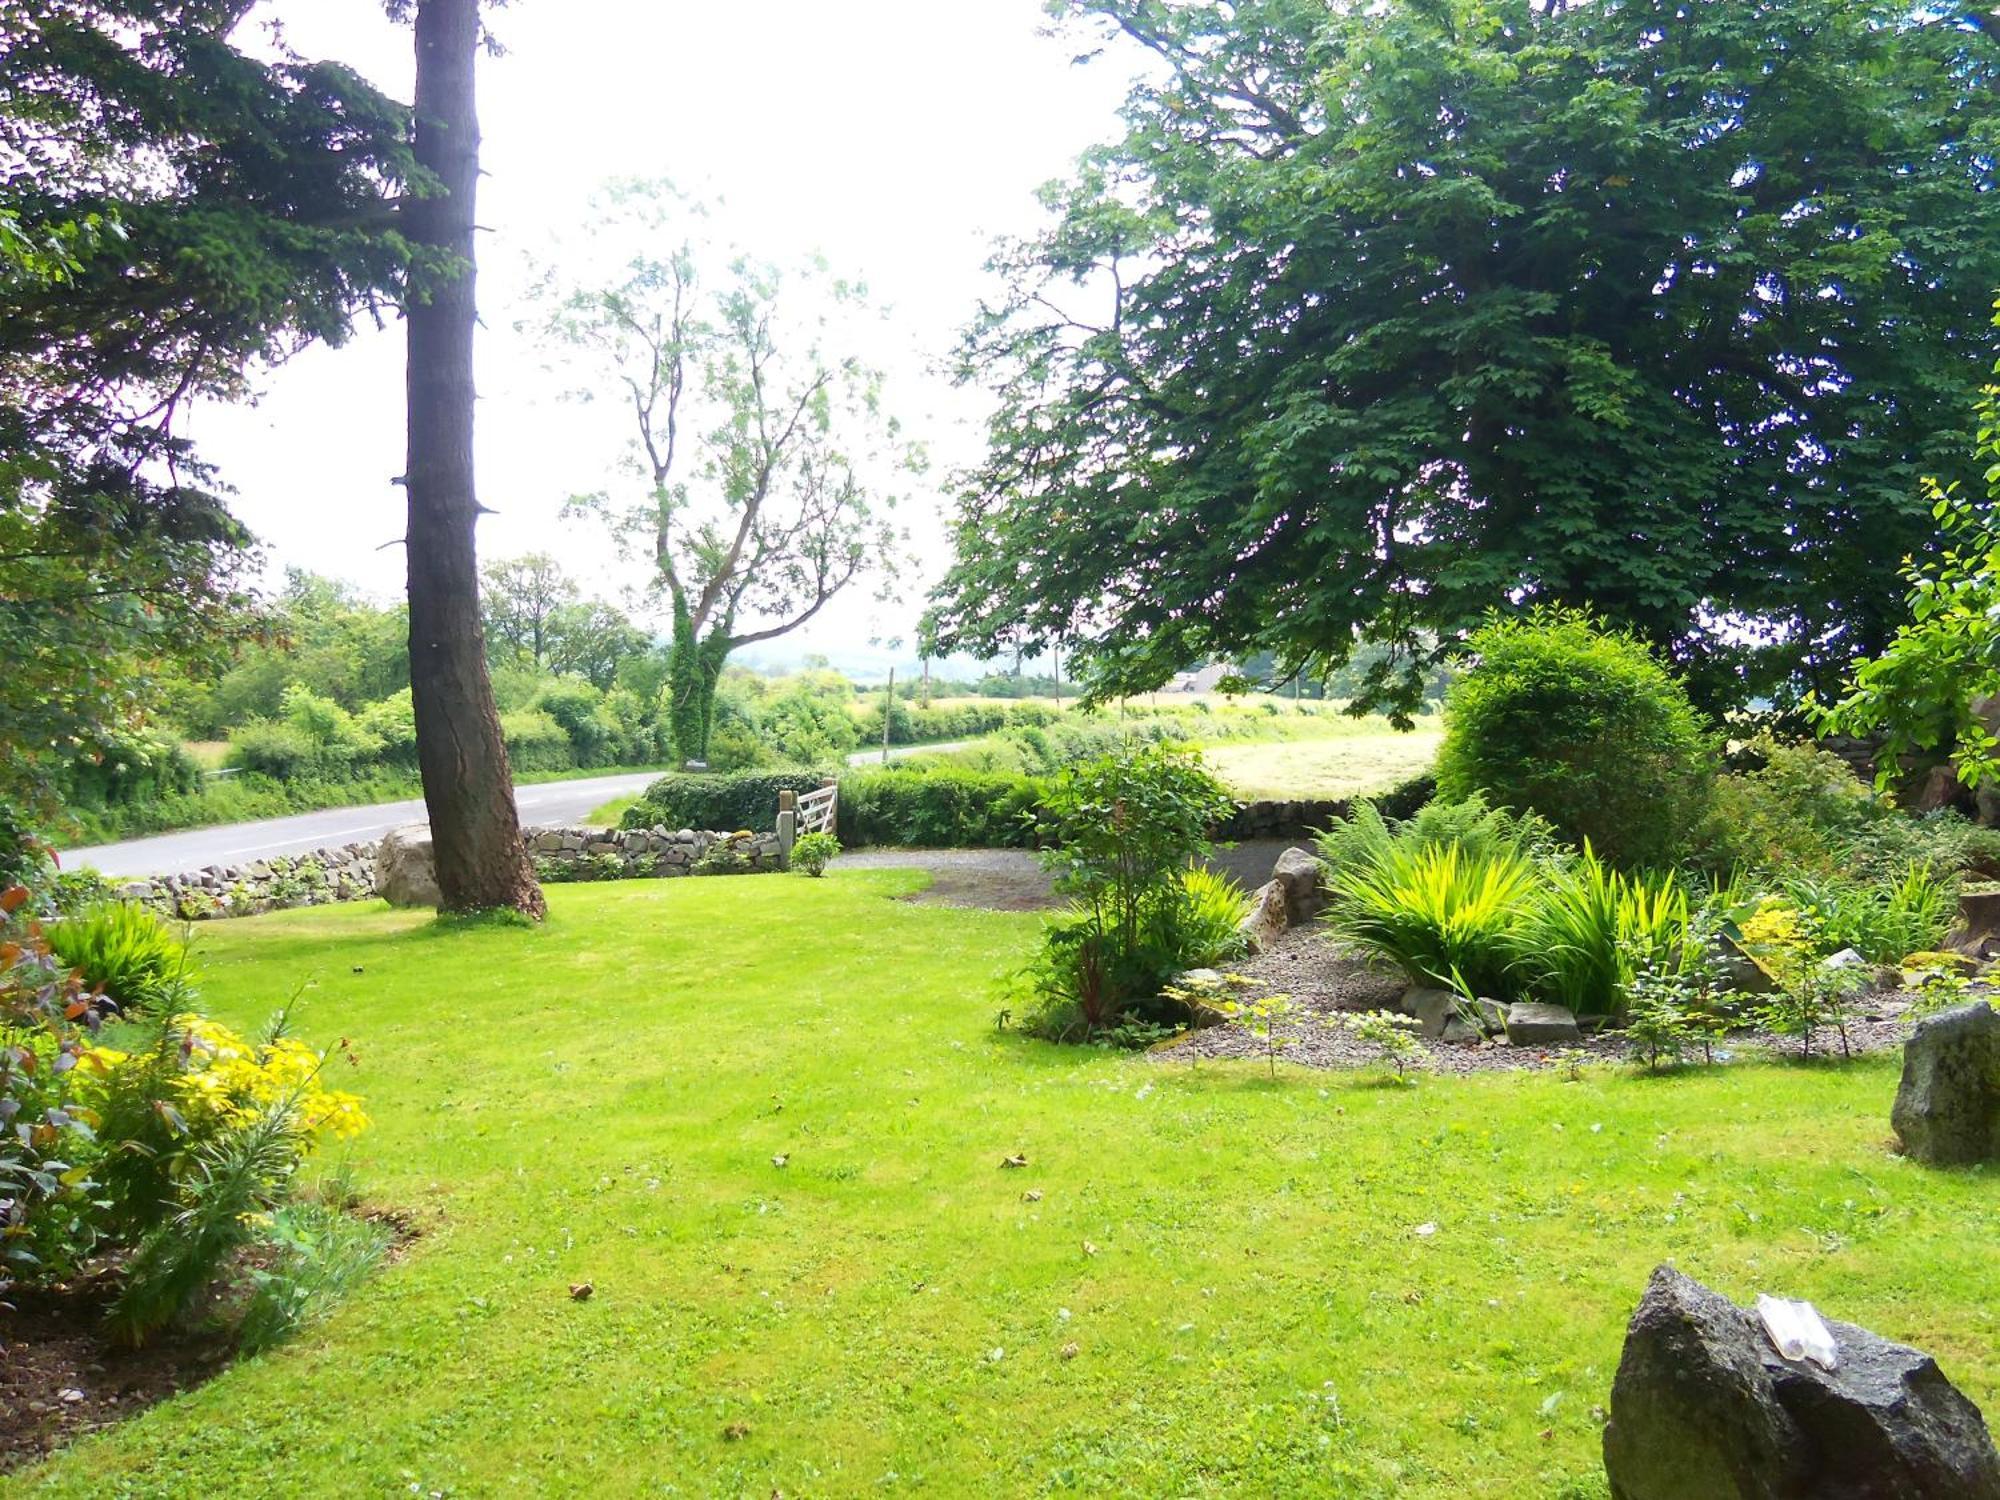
[1946,888,2000,958]
[1271,846,1327,925]
[1504,1001,1580,1047]
[374,824,440,909]
[1892,1001,2000,1167]
[1400,985,1459,1040]
[1441,1016,1479,1045]
[1711,935,1774,996]
[1914,763,1965,814]
[1603,1265,2000,1500]
[1824,947,1868,972]
[1239,879,1289,953]
[1473,997,1507,1035]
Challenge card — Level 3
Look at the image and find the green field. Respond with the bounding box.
[19,875,1997,1497]
[1203,725,1441,800]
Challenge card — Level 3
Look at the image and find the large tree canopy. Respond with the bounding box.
[0,0,420,814]
[928,0,2000,717]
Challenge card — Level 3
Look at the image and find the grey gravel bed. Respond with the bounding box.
[1162,922,1935,1076]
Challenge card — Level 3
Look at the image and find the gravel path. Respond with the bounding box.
[839,838,1306,911]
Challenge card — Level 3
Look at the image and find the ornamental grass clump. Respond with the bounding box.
[44,899,196,1016]
[1320,798,1697,1017]
[1325,838,1538,1001]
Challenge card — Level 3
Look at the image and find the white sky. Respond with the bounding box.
[186,0,1140,672]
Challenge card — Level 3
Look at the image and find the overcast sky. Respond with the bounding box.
[188,1,1140,670]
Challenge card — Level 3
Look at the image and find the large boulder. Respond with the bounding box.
[1271,846,1327,925]
[1892,1001,2000,1167]
[374,823,440,909]
[1604,1266,2000,1500]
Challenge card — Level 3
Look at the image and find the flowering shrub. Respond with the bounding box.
[86,1017,368,1146]
[1,882,374,1341]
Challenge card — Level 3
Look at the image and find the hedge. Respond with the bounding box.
[620,770,835,834]
[836,767,1046,848]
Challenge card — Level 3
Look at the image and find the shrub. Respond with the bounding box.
[1436,609,1716,866]
[500,709,576,773]
[44,901,197,1016]
[227,719,335,780]
[1737,901,1871,1060]
[790,830,840,877]
[1774,863,1955,965]
[0,804,49,889]
[838,767,1046,848]
[534,680,620,765]
[622,770,832,834]
[1023,748,1236,1038]
[3,889,373,1336]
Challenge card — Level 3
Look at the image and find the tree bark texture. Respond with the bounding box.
[404,0,545,917]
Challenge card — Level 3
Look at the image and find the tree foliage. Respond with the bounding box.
[0,1,422,816]
[1818,305,2000,788]
[533,181,913,763]
[928,0,2000,718]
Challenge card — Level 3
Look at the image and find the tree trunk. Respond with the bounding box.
[404,0,544,917]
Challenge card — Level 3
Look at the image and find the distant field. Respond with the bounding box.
[1202,727,1441,801]
[181,740,230,769]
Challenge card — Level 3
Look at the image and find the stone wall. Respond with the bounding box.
[526,825,786,880]
[125,844,377,922]
[1215,798,1354,841]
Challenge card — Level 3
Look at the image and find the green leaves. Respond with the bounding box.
[930,0,2000,715]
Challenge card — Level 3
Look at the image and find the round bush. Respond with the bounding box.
[1435,610,1716,867]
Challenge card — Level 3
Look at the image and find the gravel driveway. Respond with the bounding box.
[840,838,1306,911]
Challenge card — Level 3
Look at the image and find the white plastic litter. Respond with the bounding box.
[1756,1294,1840,1372]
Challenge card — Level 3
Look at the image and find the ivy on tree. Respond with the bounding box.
[927,0,2000,719]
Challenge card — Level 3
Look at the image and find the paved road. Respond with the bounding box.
[60,771,665,879]
[845,739,971,766]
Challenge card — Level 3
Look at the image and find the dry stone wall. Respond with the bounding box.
[123,844,378,922]
[123,824,784,921]
[527,825,785,880]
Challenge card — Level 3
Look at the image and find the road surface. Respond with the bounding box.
[845,739,970,765]
[60,771,665,879]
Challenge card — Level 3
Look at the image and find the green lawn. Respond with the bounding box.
[1203,726,1441,800]
[18,875,1997,1498]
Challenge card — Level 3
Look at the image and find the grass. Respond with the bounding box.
[584,792,642,826]
[18,875,1997,1497]
[1203,725,1442,800]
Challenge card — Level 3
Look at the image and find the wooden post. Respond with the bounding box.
[882,666,895,764]
[921,655,931,709]
[1053,646,1062,709]
[776,788,798,869]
